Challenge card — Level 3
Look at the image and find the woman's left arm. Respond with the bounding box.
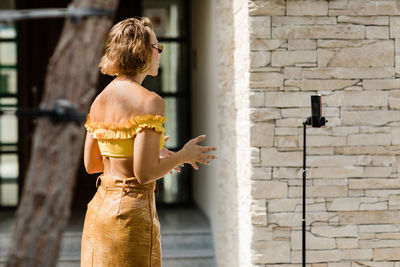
[83,132,104,174]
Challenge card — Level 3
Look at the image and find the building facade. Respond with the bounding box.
[192,0,400,266]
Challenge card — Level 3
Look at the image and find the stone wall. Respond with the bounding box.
[214,0,240,265]
[233,0,253,265]
[246,0,400,266]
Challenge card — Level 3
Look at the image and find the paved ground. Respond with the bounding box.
[0,206,216,267]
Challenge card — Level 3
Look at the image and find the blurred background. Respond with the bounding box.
[0,0,195,209]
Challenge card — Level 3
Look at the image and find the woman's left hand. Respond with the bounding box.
[160,136,184,174]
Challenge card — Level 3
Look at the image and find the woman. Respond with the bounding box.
[81,17,216,267]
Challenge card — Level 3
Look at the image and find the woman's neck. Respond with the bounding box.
[117,72,146,85]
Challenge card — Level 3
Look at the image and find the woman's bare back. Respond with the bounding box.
[89,78,160,179]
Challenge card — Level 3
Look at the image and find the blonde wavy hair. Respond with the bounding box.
[99,17,153,76]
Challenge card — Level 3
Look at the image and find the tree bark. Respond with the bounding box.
[6,0,119,266]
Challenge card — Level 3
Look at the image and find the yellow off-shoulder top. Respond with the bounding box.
[84,113,167,158]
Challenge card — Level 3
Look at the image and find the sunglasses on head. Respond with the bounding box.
[151,44,163,54]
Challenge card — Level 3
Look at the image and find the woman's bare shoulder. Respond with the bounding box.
[141,91,164,115]
[114,79,164,115]
[89,80,164,122]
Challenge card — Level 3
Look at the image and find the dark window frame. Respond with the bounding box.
[0,19,20,209]
[140,0,193,206]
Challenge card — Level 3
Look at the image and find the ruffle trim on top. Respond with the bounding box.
[84,113,167,140]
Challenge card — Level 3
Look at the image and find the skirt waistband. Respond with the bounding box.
[96,173,156,192]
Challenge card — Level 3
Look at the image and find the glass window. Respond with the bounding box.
[1,182,18,206]
[143,0,184,38]
[160,43,179,93]
[143,43,187,94]
[164,97,178,148]
[0,68,17,94]
[0,154,18,178]
[0,42,17,65]
[0,97,17,105]
[0,23,16,39]
[0,1,19,208]
[0,112,18,143]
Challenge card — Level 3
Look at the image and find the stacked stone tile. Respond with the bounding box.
[247,0,400,266]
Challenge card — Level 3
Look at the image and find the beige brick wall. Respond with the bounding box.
[246,0,400,266]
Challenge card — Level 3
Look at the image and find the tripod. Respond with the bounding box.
[302,114,327,267]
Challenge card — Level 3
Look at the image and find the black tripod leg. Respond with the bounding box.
[302,122,306,267]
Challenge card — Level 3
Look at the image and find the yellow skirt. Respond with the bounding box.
[81,174,161,267]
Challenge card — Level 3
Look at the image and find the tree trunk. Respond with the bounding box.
[5,0,119,266]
